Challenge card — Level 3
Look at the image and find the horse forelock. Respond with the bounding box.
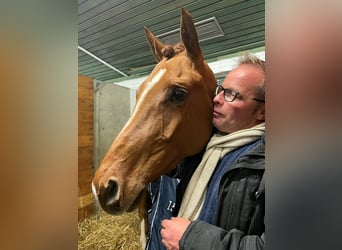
[162,43,185,60]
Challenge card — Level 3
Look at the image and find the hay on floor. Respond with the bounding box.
[78,209,142,250]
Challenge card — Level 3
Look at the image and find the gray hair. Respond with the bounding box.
[238,52,265,101]
[238,52,265,74]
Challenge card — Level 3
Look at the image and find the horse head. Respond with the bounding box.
[92,8,216,215]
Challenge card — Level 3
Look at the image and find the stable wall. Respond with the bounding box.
[78,76,134,220]
[94,82,132,177]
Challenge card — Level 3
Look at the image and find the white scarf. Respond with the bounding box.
[177,122,265,220]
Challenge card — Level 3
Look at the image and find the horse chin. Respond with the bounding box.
[101,202,126,216]
[126,204,137,213]
[127,190,145,212]
[101,190,144,215]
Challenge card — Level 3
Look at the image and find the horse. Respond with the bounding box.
[92,7,216,247]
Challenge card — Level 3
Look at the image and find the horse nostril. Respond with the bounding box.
[105,179,119,206]
[107,179,117,196]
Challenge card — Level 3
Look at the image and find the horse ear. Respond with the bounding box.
[144,27,165,62]
[180,8,204,63]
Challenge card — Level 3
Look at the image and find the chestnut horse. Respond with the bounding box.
[92,7,216,244]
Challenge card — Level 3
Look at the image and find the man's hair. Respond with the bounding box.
[238,52,265,74]
[238,52,265,101]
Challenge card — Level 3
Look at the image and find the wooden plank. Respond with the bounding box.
[78,158,93,168]
[78,98,94,111]
[78,176,93,190]
[79,145,94,159]
[78,183,93,196]
[79,110,93,122]
[78,204,94,221]
[79,86,94,100]
[78,74,94,221]
[78,169,93,195]
[79,154,94,163]
[78,74,93,86]
[78,121,94,136]
[78,193,94,209]
[78,162,93,172]
[78,159,94,170]
[78,135,94,147]
[78,77,93,87]
[78,173,93,189]
[78,75,94,89]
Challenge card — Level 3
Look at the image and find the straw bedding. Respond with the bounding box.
[78,210,142,250]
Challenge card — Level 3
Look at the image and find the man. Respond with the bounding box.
[160,52,265,250]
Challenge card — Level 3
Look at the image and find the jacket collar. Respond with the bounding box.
[230,135,265,171]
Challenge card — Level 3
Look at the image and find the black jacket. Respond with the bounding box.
[178,136,265,250]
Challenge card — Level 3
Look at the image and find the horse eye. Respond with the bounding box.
[171,88,188,102]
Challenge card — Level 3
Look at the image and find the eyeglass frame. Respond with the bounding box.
[215,85,265,103]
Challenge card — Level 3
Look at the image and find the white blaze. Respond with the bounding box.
[119,68,167,133]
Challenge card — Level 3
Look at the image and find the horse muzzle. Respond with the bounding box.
[92,178,125,215]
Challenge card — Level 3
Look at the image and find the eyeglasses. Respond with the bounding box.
[215,85,265,103]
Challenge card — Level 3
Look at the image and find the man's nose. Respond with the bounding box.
[213,91,223,104]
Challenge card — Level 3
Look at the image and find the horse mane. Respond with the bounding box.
[162,43,185,59]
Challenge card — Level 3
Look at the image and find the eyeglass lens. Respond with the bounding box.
[216,85,237,102]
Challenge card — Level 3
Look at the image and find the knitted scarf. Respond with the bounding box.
[177,122,265,220]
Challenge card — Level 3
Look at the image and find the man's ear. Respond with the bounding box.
[257,104,265,122]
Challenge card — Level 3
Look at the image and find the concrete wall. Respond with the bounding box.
[94,82,134,171]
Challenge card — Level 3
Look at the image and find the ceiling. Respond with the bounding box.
[78,0,265,85]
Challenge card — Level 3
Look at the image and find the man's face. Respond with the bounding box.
[213,64,265,134]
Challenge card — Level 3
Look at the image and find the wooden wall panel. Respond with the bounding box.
[79,145,93,159]
[78,74,95,221]
[78,121,94,135]
[78,98,94,111]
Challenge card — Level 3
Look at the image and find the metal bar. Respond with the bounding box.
[78,46,128,77]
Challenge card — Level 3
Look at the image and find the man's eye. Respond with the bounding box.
[226,89,233,95]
